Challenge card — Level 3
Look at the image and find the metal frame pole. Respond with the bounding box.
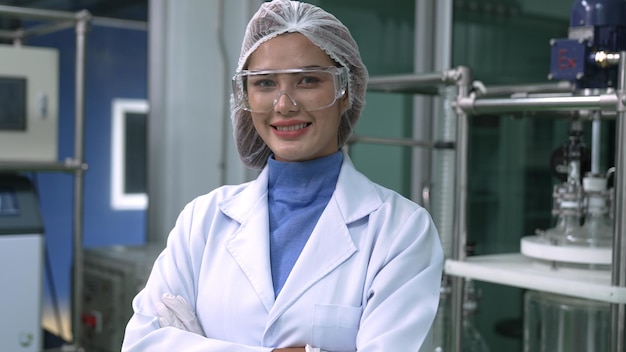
[146,0,167,245]
[71,10,90,348]
[610,51,626,352]
[450,65,472,352]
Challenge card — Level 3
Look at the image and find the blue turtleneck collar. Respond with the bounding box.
[268,151,343,199]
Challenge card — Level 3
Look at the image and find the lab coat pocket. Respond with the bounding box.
[312,304,361,352]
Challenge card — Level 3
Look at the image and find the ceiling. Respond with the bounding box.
[0,0,148,22]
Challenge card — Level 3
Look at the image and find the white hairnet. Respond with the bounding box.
[231,0,369,169]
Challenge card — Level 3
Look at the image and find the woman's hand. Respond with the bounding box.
[156,293,204,335]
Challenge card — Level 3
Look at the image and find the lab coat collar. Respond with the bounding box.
[332,151,383,223]
[219,152,383,320]
[220,152,382,225]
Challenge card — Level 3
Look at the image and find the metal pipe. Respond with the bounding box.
[367,69,461,94]
[451,65,472,352]
[91,17,148,31]
[0,5,147,32]
[21,21,75,39]
[0,160,86,172]
[610,51,626,352]
[458,94,619,115]
[413,0,436,207]
[348,135,454,149]
[0,4,77,21]
[71,10,90,348]
[591,112,601,175]
[478,81,574,97]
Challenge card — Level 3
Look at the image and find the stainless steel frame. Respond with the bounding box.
[0,5,146,350]
[368,55,624,351]
[451,53,626,352]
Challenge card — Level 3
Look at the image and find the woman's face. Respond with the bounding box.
[246,33,349,163]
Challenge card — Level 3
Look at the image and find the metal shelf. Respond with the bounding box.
[445,253,626,304]
[0,5,92,349]
[0,159,87,173]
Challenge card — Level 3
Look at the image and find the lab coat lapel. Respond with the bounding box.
[221,168,275,312]
[268,197,356,324]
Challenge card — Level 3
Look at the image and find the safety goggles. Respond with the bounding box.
[232,66,348,113]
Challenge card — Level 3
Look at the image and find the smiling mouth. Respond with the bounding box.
[273,123,311,131]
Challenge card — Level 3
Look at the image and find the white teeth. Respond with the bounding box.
[275,123,308,131]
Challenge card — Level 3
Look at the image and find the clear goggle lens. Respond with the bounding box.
[232,66,348,113]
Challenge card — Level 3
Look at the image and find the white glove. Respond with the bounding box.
[156,293,205,336]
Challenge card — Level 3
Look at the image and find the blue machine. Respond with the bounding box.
[549,0,626,88]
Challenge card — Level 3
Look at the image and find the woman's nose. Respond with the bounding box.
[273,90,299,113]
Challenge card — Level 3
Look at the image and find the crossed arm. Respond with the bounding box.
[157,293,317,352]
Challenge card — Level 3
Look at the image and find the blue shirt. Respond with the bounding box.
[267,151,343,296]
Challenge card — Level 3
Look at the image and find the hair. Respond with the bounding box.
[231,0,369,169]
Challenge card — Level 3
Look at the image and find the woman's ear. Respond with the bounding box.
[340,93,350,114]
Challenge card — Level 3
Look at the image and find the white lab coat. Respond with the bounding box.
[122,154,443,352]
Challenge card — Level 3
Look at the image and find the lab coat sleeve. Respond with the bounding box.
[121,199,273,352]
[356,207,444,352]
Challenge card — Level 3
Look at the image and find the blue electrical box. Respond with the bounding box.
[549,39,587,82]
[549,0,626,89]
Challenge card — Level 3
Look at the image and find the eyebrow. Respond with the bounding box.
[247,65,327,71]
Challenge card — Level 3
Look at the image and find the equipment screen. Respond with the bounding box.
[0,77,27,131]
[0,188,19,216]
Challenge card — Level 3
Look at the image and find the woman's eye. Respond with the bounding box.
[299,75,321,85]
[250,77,276,89]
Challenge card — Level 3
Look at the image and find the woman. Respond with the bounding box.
[122,1,443,351]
